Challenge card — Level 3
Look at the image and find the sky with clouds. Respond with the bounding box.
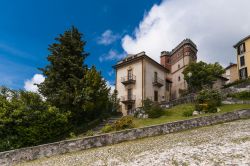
[0,0,249,92]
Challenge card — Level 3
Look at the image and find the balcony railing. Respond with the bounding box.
[152,77,164,87]
[121,75,136,85]
[120,95,136,104]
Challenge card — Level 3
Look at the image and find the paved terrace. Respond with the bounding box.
[19,119,250,166]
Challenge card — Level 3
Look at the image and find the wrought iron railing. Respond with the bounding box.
[120,95,136,102]
[152,77,164,86]
[121,75,136,83]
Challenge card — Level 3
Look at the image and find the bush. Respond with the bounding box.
[195,89,222,113]
[86,130,94,136]
[182,109,193,117]
[113,116,135,131]
[101,124,113,133]
[228,91,250,100]
[142,98,164,118]
[147,104,164,118]
[195,103,203,112]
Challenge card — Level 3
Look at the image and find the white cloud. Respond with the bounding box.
[122,0,250,67]
[106,81,115,92]
[97,30,120,45]
[24,74,45,92]
[108,70,114,76]
[99,49,125,62]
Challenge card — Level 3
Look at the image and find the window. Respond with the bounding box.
[165,81,170,91]
[238,43,246,54]
[154,72,158,82]
[178,64,180,69]
[239,67,248,79]
[154,91,158,102]
[128,69,132,80]
[127,104,132,110]
[128,89,132,100]
[178,76,181,81]
[240,56,245,67]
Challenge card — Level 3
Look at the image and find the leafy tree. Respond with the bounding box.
[0,87,70,151]
[38,26,88,115]
[183,61,225,92]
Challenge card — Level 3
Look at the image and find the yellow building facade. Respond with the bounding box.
[234,35,250,79]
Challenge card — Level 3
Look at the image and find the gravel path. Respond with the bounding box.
[19,119,250,166]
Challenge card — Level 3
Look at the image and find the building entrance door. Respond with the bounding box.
[127,104,133,114]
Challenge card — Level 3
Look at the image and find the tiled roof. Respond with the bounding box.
[225,63,237,70]
[233,35,250,48]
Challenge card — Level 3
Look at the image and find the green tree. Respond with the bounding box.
[183,61,225,92]
[0,87,70,151]
[109,89,121,115]
[38,26,88,115]
[81,66,111,121]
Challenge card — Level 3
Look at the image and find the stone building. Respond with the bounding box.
[113,52,171,115]
[113,39,198,115]
[234,35,250,79]
[160,39,198,99]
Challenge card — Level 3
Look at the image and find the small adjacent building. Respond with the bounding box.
[212,76,229,90]
[113,52,171,115]
[223,63,239,84]
[234,35,250,79]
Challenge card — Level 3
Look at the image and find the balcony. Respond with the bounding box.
[152,77,164,87]
[120,95,136,104]
[121,75,136,85]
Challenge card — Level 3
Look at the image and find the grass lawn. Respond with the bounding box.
[134,104,250,128]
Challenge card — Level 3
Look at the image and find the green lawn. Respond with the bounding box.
[134,104,250,128]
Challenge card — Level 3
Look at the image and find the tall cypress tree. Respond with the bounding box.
[38,26,88,113]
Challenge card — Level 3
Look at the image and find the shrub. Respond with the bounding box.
[69,132,76,138]
[195,103,203,112]
[228,91,250,100]
[142,98,164,118]
[101,124,113,133]
[147,104,164,118]
[182,109,193,117]
[206,100,218,113]
[113,116,135,131]
[195,89,222,113]
[86,130,94,136]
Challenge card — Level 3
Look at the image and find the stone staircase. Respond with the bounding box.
[93,116,122,133]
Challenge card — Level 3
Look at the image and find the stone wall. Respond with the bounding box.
[221,81,250,96]
[161,93,196,107]
[222,99,250,104]
[1,109,250,166]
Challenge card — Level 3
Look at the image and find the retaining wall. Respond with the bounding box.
[162,93,196,107]
[1,109,250,166]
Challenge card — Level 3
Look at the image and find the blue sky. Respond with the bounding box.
[0,0,161,89]
[1,0,250,90]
